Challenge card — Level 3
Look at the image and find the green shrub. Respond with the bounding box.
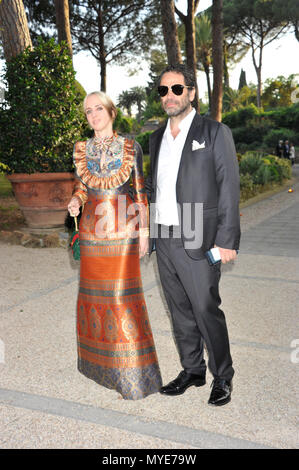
[240,173,256,201]
[266,103,299,131]
[223,103,299,153]
[222,104,259,128]
[143,159,150,179]
[0,39,86,174]
[113,108,133,134]
[262,128,299,149]
[239,152,262,183]
[135,131,153,154]
[232,125,269,145]
[239,151,291,185]
[142,100,165,121]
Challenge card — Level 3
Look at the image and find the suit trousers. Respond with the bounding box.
[156,229,234,382]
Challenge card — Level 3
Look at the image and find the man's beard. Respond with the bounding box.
[163,97,191,117]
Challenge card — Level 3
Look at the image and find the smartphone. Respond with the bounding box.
[205,247,221,266]
[205,247,239,265]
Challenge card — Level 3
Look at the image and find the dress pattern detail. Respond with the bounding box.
[72,133,162,399]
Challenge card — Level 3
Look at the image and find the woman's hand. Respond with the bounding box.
[139,235,149,259]
[68,197,80,217]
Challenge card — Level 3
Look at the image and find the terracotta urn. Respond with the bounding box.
[7,172,75,229]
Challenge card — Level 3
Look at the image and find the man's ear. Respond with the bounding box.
[189,88,196,103]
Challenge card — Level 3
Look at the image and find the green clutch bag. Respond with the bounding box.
[70,215,80,260]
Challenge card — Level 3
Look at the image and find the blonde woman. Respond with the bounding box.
[68,92,162,399]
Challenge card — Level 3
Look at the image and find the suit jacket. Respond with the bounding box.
[146,112,241,260]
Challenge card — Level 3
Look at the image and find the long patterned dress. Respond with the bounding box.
[72,132,162,400]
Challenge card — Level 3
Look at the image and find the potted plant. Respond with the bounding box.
[0,39,86,230]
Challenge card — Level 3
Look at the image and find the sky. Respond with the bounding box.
[73,0,299,105]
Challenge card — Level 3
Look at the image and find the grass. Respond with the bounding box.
[0,173,13,197]
[0,173,25,230]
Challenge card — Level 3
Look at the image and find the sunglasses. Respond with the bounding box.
[157,84,194,97]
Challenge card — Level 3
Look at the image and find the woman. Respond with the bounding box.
[68,91,162,399]
[289,143,295,166]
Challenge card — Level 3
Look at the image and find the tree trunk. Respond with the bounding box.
[0,0,32,61]
[251,28,263,108]
[97,0,106,91]
[223,41,230,89]
[211,0,223,122]
[255,64,262,108]
[54,0,73,58]
[175,0,199,110]
[293,20,299,42]
[204,62,212,110]
[160,0,182,65]
[184,0,197,73]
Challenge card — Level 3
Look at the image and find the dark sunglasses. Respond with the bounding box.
[157,84,194,97]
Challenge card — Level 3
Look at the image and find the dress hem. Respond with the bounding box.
[78,359,162,400]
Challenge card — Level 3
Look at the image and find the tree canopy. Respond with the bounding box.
[223,0,290,107]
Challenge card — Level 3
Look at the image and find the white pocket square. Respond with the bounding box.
[192,140,205,151]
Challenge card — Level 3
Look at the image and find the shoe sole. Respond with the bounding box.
[160,379,206,396]
[208,396,231,407]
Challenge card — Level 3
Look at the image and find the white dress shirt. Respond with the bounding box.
[155,108,196,226]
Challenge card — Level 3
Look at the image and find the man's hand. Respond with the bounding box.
[215,245,237,264]
[139,236,149,259]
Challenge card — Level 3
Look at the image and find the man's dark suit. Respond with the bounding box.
[146,112,241,382]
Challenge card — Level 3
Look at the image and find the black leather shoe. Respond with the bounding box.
[160,370,206,396]
[208,378,232,406]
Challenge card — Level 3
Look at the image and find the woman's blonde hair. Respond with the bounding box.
[83,91,117,121]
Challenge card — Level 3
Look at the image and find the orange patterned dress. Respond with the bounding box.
[72,132,162,399]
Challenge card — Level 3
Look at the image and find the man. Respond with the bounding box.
[283,140,290,159]
[276,140,283,158]
[146,64,241,406]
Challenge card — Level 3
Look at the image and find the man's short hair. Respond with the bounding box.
[158,64,196,88]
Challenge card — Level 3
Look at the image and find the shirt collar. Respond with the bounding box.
[165,107,196,137]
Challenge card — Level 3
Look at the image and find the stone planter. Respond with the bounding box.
[7,172,75,229]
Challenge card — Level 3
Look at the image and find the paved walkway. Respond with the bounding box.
[0,166,298,450]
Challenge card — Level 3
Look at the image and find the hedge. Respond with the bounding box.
[223,103,299,153]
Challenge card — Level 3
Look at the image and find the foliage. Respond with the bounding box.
[194,14,212,107]
[239,151,292,201]
[271,0,299,42]
[239,173,256,201]
[262,128,299,148]
[0,39,85,174]
[223,74,299,114]
[23,0,57,45]
[262,75,299,109]
[266,102,299,131]
[238,69,247,90]
[142,154,150,179]
[222,103,260,128]
[239,151,292,184]
[135,131,152,154]
[222,85,257,112]
[114,108,134,134]
[142,99,165,121]
[223,100,299,152]
[71,0,161,89]
[142,48,167,121]
[223,0,290,106]
[117,86,147,121]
